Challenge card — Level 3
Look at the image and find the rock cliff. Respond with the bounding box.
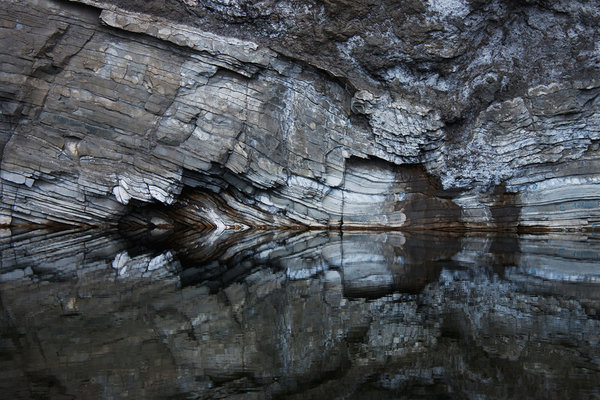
[1,0,600,230]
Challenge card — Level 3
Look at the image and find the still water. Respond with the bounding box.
[1,228,600,399]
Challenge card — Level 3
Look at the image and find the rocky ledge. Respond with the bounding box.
[1,0,600,230]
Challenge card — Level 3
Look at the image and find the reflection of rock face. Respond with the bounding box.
[2,0,600,230]
[2,230,600,398]
[336,232,452,298]
[130,229,454,296]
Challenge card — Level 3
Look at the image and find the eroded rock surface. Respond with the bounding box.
[1,0,600,229]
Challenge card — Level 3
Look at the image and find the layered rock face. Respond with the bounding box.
[1,0,600,229]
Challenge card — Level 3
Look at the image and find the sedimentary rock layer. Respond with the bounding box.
[1,0,600,229]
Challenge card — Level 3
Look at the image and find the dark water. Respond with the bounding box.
[1,228,600,399]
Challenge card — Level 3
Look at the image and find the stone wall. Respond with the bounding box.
[1,0,600,230]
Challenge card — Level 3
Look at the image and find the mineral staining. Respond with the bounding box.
[1,0,600,230]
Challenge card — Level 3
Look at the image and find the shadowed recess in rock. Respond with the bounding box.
[2,0,600,231]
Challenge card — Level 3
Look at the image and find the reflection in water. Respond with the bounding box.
[1,228,600,399]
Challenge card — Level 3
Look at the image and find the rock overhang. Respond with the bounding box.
[1,0,600,232]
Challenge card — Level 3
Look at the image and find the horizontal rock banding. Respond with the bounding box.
[1,0,600,231]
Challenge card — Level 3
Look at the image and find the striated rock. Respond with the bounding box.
[1,0,600,230]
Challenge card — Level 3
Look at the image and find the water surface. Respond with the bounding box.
[1,228,600,399]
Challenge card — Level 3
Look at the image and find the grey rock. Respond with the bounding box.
[1,0,600,230]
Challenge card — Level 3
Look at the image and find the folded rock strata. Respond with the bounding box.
[1,0,600,230]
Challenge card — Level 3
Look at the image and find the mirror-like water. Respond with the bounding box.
[1,228,600,399]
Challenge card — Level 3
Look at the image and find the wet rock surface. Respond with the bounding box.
[1,0,600,229]
[2,229,600,399]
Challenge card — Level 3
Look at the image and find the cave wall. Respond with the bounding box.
[1,0,600,229]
